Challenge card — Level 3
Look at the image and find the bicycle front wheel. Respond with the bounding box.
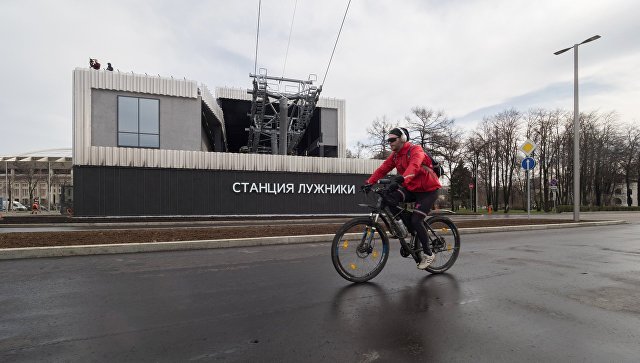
[424,216,460,274]
[331,217,390,283]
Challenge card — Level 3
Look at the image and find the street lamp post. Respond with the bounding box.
[554,35,601,222]
[474,150,479,213]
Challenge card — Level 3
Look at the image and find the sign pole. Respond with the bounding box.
[522,157,535,218]
[474,156,478,213]
[520,141,537,219]
[527,169,530,219]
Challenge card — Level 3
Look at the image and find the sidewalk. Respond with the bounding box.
[0,220,625,260]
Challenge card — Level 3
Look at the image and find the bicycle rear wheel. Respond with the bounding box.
[331,217,390,283]
[424,216,460,274]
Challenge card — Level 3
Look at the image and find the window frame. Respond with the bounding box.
[117,95,161,149]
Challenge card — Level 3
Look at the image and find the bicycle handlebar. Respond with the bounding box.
[360,178,393,196]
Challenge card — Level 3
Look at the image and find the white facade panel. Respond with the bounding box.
[86,69,198,97]
[215,86,252,101]
[84,146,381,174]
[200,84,225,125]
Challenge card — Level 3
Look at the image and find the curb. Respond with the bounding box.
[0,220,626,260]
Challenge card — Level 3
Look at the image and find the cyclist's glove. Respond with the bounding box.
[360,184,372,193]
[388,175,404,193]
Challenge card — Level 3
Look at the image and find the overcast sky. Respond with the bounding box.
[1,0,639,156]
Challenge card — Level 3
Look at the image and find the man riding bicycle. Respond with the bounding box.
[363,127,442,269]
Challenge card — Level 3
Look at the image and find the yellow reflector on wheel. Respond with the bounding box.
[447,243,452,251]
[372,250,379,258]
[342,240,349,249]
[441,228,449,232]
[350,263,357,270]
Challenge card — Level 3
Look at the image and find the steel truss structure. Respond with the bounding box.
[246,69,322,154]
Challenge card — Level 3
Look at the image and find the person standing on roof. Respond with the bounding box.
[89,58,101,70]
[363,127,442,269]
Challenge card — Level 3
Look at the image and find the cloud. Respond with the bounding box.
[456,80,616,126]
[2,0,639,155]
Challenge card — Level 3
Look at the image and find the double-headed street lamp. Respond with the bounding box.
[554,34,601,222]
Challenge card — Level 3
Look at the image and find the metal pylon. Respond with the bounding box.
[246,69,322,155]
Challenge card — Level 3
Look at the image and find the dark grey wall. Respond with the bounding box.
[91,89,202,151]
[73,166,372,216]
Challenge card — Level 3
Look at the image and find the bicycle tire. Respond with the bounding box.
[331,217,390,283]
[424,215,460,274]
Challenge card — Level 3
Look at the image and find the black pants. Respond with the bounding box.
[386,187,439,255]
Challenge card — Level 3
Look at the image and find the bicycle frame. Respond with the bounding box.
[365,184,425,264]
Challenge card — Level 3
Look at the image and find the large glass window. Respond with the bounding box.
[118,96,160,148]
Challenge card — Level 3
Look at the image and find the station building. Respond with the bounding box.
[72,68,381,216]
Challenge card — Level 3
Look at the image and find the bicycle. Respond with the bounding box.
[331,178,460,283]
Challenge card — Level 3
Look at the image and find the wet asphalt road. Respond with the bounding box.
[1,223,640,362]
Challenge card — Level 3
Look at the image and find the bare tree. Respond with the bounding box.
[525,108,564,211]
[404,107,454,152]
[439,126,464,207]
[5,161,15,210]
[465,134,489,211]
[492,109,521,212]
[475,118,497,210]
[346,141,367,159]
[361,105,639,211]
[556,114,574,205]
[620,123,639,206]
[583,111,620,206]
[366,116,396,159]
[21,162,47,207]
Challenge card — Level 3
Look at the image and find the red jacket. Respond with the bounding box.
[367,142,441,192]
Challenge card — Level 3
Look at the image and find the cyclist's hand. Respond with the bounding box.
[388,175,404,192]
[360,184,372,193]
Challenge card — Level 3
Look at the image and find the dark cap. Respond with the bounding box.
[389,127,409,140]
[389,128,402,137]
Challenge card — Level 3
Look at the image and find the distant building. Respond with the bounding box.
[0,154,73,211]
[611,182,638,206]
[72,68,380,216]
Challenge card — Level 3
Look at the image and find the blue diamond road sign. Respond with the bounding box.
[521,157,536,170]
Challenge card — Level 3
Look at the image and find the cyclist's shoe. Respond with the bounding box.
[417,252,435,270]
